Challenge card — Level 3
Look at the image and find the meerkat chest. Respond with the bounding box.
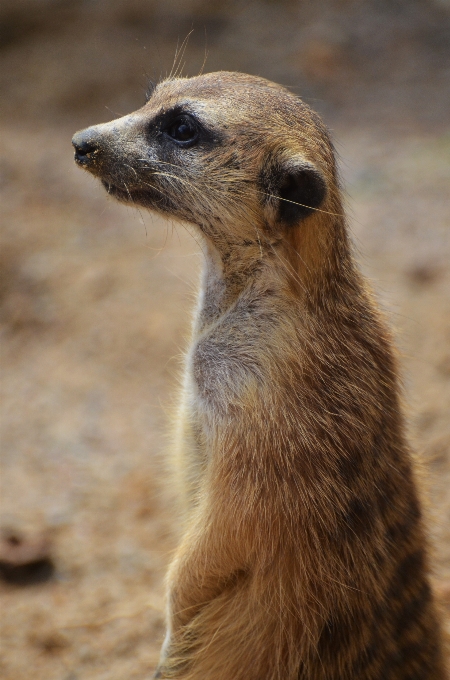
[188,288,298,417]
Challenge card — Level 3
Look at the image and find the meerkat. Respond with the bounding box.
[72,72,447,680]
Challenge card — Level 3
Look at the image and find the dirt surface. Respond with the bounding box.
[0,2,449,678]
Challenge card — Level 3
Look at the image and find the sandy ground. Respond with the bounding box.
[0,2,449,678]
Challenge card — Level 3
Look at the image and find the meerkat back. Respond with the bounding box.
[73,72,448,680]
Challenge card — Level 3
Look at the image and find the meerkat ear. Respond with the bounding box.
[261,157,327,226]
[278,163,327,224]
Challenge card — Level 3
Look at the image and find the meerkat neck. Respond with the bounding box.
[195,212,357,333]
[195,235,264,331]
[283,212,358,307]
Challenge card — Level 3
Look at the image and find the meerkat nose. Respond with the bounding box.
[72,128,99,165]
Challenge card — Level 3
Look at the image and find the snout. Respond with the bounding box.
[71,114,161,208]
[72,127,100,167]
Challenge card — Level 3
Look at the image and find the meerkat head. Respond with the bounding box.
[72,72,335,248]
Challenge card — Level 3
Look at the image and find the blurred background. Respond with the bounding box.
[0,1,449,678]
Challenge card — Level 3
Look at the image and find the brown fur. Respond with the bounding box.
[72,72,447,679]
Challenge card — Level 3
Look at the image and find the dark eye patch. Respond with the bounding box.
[147,106,221,151]
[165,115,199,146]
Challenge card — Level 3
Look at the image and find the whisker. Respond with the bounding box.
[260,190,344,217]
[124,164,150,235]
[199,27,209,77]
[169,31,193,80]
[136,160,343,217]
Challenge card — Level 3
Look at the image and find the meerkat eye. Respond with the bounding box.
[166,116,198,145]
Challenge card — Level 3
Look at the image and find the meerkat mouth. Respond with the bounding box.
[101,181,134,201]
[101,180,168,209]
